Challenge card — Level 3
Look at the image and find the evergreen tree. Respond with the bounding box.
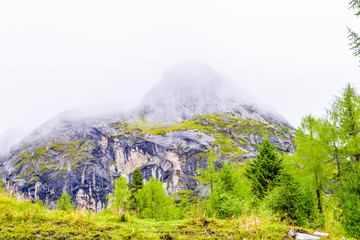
[129,167,144,210]
[57,191,74,211]
[245,138,283,199]
[136,177,172,220]
[265,171,319,228]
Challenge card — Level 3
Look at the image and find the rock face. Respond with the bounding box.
[0,64,295,211]
[137,63,288,125]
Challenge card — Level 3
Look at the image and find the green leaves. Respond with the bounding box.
[245,139,283,200]
[107,176,129,214]
[56,191,74,211]
[136,178,172,220]
[128,167,144,210]
[348,0,360,63]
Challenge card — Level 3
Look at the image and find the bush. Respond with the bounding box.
[264,172,321,228]
[57,191,74,211]
[136,178,172,220]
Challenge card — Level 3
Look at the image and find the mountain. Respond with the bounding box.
[136,63,287,125]
[0,64,295,212]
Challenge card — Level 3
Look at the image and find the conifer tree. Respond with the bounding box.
[129,167,144,210]
[348,0,360,63]
[329,84,360,238]
[245,138,283,199]
[295,116,333,214]
[330,84,360,164]
[265,171,319,227]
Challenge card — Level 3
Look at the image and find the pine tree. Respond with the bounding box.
[245,138,283,199]
[265,171,319,228]
[129,167,144,210]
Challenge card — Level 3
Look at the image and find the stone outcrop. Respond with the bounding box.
[0,64,295,211]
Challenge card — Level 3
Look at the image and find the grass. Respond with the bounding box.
[109,112,290,162]
[0,190,349,239]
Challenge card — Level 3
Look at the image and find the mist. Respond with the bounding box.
[1,0,360,156]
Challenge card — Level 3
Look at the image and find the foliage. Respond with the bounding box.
[128,167,143,210]
[0,190,300,239]
[56,191,74,211]
[295,115,333,215]
[194,150,219,194]
[206,162,251,219]
[173,189,197,219]
[330,84,360,164]
[294,84,360,237]
[348,0,360,63]
[136,177,172,220]
[245,138,283,199]
[265,170,320,228]
[336,170,360,239]
[107,176,129,214]
[329,84,360,238]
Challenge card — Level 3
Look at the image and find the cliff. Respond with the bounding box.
[0,64,295,211]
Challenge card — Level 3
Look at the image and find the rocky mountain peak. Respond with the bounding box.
[137,63,288,126]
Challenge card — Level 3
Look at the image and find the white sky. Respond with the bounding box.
[0,0,359,143]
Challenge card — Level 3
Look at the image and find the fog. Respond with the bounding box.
[1,0,360,156]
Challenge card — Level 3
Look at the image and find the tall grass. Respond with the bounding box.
[0,190,349,239]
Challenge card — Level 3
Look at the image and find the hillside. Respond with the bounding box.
[0,190,315,239]
[0,64,294,210]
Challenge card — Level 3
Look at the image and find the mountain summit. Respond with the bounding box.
[0,63,294,212]
[137,63,287,125]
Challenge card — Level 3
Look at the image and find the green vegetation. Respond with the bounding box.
[129,167,144,211]
[11,139,96,182]
[5,82,360,238]
[110,112,289,162]
[245,139,283,200]
[137,178,173,220]
[57,191,74,211]
[0,189,312,239]
[348,0,360,63]
[107,176,129,214]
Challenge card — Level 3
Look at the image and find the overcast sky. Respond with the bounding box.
[1,0,359,147]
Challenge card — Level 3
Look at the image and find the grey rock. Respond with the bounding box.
[295,233,321,240]
[0,64,295,211]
